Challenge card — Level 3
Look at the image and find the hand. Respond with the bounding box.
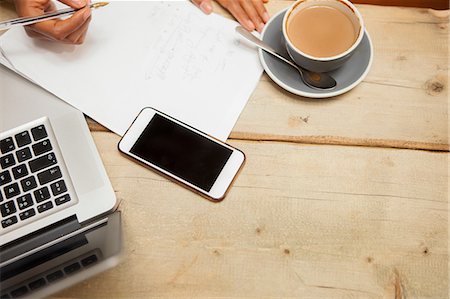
[192,0,270,32]
[14,0,92,44]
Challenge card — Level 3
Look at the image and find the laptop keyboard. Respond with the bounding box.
[0,118,78,234]
[0,250,100,298]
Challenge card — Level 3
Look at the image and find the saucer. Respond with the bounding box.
[259,8,373,98]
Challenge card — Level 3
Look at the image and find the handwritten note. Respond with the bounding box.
[0,1,262,141]
[142,6,241,82]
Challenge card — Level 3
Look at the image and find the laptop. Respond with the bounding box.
[0,64,121,298]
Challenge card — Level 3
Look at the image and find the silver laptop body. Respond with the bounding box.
[0,65,118,245]
[0,65,121,298]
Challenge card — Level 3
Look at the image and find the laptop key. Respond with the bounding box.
[47,270,64,282]
[31,125,48,141]
[32,139,52,156]
[1,215,18,228]
[15,131,32,148]
[37,166,62,185]
[64,262,81,275]
[4,182,20,199]
[1,119,79,235]
[51,180,67,196]
[33,187,51,203]
[0,154,15,169]
[19,208,36,220]
[20,176,37,192]
[17,194,33,210]
[12,164,28,180]
[0,137,15,154]
[0,170,12,186]
[37,201,53,213]
[55,194,71,206]
[81,254,98,267]
[0,200,17,217]
[29,153,57,173]
[16,147,32,163]
[10,286,28,297]
[29,278,46,290]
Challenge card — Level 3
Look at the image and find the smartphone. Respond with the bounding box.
[118,107,245,201]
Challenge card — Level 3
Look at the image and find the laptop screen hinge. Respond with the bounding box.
[0,215,80,262]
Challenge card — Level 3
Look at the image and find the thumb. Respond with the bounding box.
[58,0,88,9]
[192,0,213,14]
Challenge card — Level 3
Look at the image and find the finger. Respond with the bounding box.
[27,26,68,42]
[65,16,91,44]
[191,0,213,14]
[14,0,47,16]
[222,0,255,31]
[24,27,53,41]
[21,0,53,38]
[31,6,91,41]
[262,0,269,3]
[26,24,63,42]
[58,0,87,9]
[44,0,57,12]
[252,0,269,23]
[74,27,89,44]
[240,0,264,32]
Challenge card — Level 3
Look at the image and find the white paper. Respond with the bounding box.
[0,1,262,140]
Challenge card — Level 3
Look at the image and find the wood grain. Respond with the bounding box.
[55,132,448,298]
[1,2,448,151]
[229,1,449,151]
[353,0,449,10]
[0,1,448,298]
[0,1,16,26]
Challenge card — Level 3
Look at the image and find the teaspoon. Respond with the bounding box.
[236,26,337,90]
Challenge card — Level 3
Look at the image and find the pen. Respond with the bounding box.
[0,2,108,31]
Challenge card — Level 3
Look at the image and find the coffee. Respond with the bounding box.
[287,5,357,58]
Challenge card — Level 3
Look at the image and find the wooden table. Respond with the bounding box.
[1,1,448,298]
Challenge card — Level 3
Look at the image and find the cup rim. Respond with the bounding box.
[282,0,365,61]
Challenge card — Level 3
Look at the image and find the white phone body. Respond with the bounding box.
[118,108,245,201]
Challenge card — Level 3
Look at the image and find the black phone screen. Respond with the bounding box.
[130,113,233,192]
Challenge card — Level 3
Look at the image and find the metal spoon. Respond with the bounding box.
[236,26,337,90]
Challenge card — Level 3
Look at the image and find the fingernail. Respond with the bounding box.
[73,0,86,7]
[247,20,255,31]
[263,12,270,23]
[200,2,212,14]
[257,23,264,32]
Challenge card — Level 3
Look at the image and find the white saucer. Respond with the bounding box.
[259,8,374,98]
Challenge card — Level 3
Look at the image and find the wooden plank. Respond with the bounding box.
[230,1,449,151]
[353,0,449,10]
[0,1,16,30]
[86,117,109,132]
[1,3,448,151]
[54,132,448,298]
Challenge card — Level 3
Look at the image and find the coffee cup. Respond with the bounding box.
[282,0,365,73]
